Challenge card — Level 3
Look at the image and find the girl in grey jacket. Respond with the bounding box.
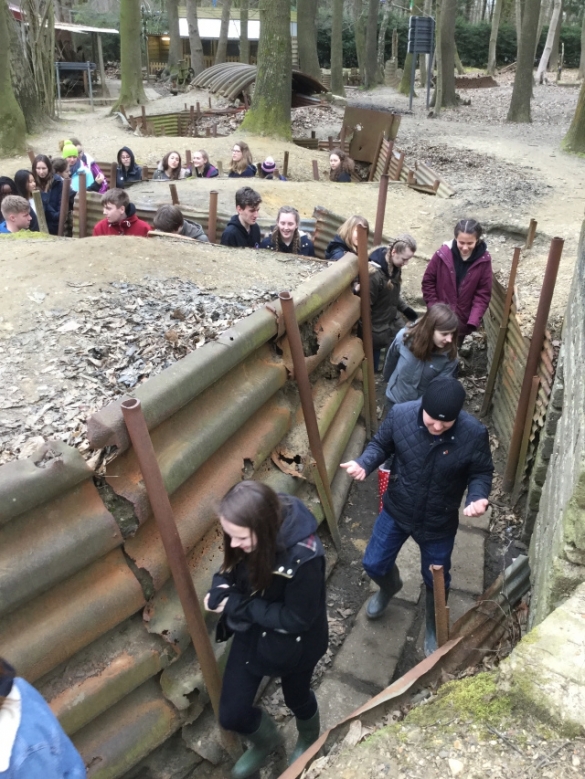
[383,303,459,409]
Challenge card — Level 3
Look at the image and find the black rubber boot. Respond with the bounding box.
[366,565,403,619]
[231,711,283,779]
[424,586,449,657]
[288,707,320,765]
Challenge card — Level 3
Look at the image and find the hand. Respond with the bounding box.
[340,460,366,481]
[203,584,230,613]
[95,173,105,184]
[463,499,489,517]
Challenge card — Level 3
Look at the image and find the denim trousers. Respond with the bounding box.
[363,509,455,590]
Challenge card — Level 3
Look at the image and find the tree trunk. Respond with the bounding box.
[215,0,232,65]
[0,0,26,153]
[352,0,367,80]
[114,0,147,109]
[536,0,561,81]
[240,0,250,64]
[364,0,380,87]
[240,0,291,138]
[454,42,465,74]
[167,0,181,67]
[579,9,585,80]
[399,52,416,95]
[377,0,391,79]
[439,0,458,107]
[515,0,523,59]
[297,0,321,79]
[564,77,585,151]
[487,0,504,74]
[186,0,205,76]
[331,0,345,95]
[549,0,562,71]
[507,0,541,122]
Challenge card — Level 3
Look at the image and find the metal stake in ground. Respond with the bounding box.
[278,291,341,549]
[430,565,449,647]
[78,171,87,238]
[208,190,218,243]
[57,177,71,237]
[120,398,242,761]
[373,174,390,246]
[357,224,378,434]
[503,237,564,492]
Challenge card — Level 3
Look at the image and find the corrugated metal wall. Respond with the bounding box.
[0,256,368,778]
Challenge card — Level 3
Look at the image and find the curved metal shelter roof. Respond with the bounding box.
[192,62,325,103]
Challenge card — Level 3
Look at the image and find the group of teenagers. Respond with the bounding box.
[0,138,357,237]
[0,145,495,776]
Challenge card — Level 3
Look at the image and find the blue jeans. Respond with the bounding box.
[363,509,455,590]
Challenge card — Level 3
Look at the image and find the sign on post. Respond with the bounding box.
[407,16,436,111]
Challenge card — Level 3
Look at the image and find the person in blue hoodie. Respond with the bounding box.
[0,658,86,778]
[205,481,327,779]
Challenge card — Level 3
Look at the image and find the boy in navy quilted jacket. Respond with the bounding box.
[341,377,492,656]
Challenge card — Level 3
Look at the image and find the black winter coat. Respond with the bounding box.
[228,164,257,178]
[209,496,328,678]
[368,247,417,349]
[332,171,351,182]
[220,214,261,248]
[325,234,353,260]
[259,232,315,256]
[116,147,143,188]
[356,400,493,540]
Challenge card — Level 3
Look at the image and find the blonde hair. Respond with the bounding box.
[338,215,369,253]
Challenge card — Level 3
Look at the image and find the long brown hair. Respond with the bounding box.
[161,151,183,180]
[338,215,369,253]
[219,481,283,591]
[272,205,301,254]
[329,147,354,181]
[33,154,55,193]
[404,303,458,361]
[231,141,253,175]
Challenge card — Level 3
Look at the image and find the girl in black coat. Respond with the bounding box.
[325,214,369,260]
[329,147,354,182]
[259,205,315,256]
[116,147,143,188]
[205,481,327,779]
[32,155,63,235]
[228,141,257,178]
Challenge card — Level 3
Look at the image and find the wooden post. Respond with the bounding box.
[196,101,201,116]
[109,162,117,189]
[57,177,71,237]
[185,149,192,170]
[217,161,223,176]
[142,165,149,181]
[169,184,179,205]
[208,190,218,243]
[525,218,537,249]
[32,191,49,234]
[283,151,289,178]
[78,171,87,238]
[208,96,212,109]
[312,160,320,180]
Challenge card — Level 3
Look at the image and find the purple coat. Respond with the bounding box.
[422,242,492,336]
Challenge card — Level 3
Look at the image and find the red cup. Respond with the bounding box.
[378,466,391,513]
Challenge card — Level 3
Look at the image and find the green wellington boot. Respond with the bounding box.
[288,708,320,765]
[366,565,403,619]
[231,711,284,779]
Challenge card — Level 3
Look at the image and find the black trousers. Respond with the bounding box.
[219,634,318,735]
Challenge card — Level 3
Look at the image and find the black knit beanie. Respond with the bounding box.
[422,378,466,422]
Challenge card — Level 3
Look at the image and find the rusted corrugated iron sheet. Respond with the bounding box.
[44,614,173,736]
[0,549,145,682]
[485,275,556,478]
[343,106,402,162]
[330,335,365,383]
[123,397,292,590]
[0,478,122,618]
[105,346,288,523]
[88,255,360,451]
[73,678,192,779]
[0,440,90,526]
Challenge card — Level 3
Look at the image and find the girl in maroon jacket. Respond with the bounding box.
[422,219,492,338]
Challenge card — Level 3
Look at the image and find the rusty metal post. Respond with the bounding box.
[78,170,87,238]
[311,130,316,139]
[512,375,541,501]
[279,292,341,549]
[169,184,179,205]
[217,160,223,176]
[357,224,378,433]
[109,162,117,189]
[328,135,334,150]
[142,164,149,181]
[196,101,201,116]
[57,176,71,237]
[525,218,537,249]
[208,190,218,243]
[312,160,320,180]
[382,141,394,176]
[481,246,521,417]
[503,237,564,491]
[120,399,241,760]
[283,150,289,178]
[208,96,212,109]
[205,127,210,137]
[430,565,449,647]
[185,149,192,170]
[190,105,195,126]
[373,174,389,246]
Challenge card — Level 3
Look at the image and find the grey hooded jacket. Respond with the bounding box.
[383,326,458,404]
